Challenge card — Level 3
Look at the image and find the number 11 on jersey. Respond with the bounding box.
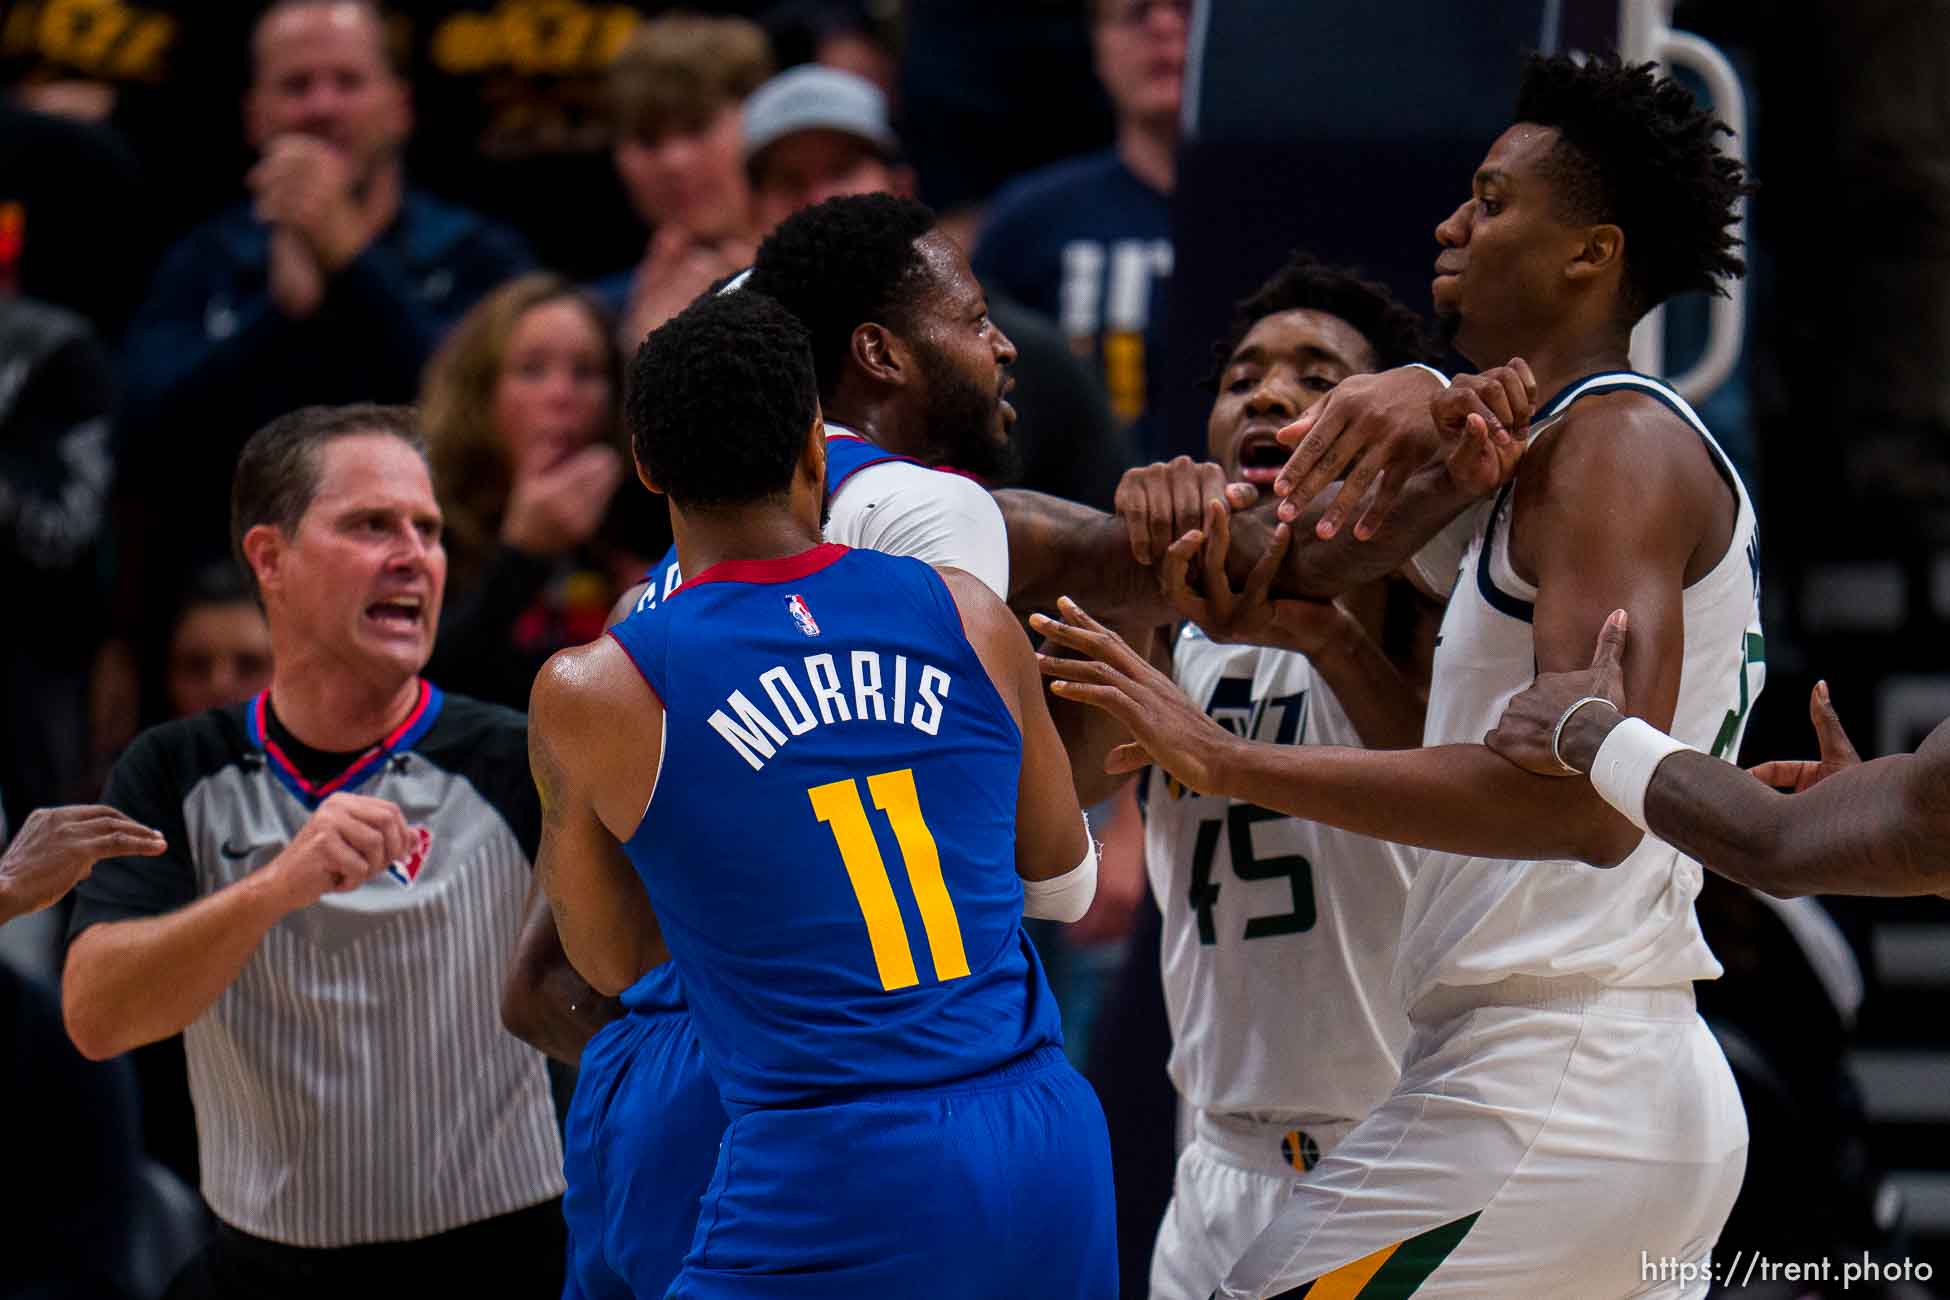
[809,768,971,991]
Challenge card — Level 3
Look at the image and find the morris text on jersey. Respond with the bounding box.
[709,651,954,771]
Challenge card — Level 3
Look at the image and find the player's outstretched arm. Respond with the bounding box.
[1270,361,1532,538]
[529,641,669,996]
[0,805,165,925]
[1035,599,1630,865]
[1001,383,1522,627]
[939,568,1095,919]
[1159,504,1427,750]
[1033,404,1704,868]
[1492,620,1950,898]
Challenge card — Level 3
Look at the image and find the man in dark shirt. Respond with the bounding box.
[973,0,1187,462]
[119,0,532,578]
[64,404,593,1299]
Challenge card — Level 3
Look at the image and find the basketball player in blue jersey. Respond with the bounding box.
[522,194,1035,1300]
[1042,54,1759,1298]
[531,287,1115,1298]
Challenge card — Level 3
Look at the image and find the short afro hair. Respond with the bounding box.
[1208,251,1437,386]
[745,193,938,402]
[1514,52,1751,320]
[626,288,820,510]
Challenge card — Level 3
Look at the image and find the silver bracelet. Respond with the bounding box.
[1550,696,1617,775]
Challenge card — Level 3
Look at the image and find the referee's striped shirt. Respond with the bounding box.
[71,683,565,1246]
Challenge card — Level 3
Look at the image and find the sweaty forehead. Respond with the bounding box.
[1480,123,1562,180]
[911,230,981,316]
[1231,309,1377,376]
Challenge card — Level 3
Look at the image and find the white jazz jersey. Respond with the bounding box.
[1145,629,1414,1123]
[1402,371,1764,1005]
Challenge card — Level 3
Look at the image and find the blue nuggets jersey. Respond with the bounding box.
[607,543,1062,1112]
[634,429,919,616]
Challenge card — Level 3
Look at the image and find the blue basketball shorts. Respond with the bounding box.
[668,1043,1117,1299]
[561,1001,728,1300]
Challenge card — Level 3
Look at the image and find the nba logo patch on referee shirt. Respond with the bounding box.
[786,594,821,637]
[387,826,433,886]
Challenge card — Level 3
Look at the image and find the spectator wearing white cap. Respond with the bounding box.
[743,64,911,237]
[742,64,1132,510]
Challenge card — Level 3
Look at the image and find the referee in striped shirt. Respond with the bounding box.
[63,405,600,1297]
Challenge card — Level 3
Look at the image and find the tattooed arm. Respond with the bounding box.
[528,639,669,995]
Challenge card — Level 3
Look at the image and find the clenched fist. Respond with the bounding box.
[260,793,413,913]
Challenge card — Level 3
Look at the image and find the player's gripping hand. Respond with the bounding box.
[1485,608,1628,776]
[1432,360,1534,497]
[1273,360,1535,540]
[1748,682,1862,792]
[262,793,412,912]
[0,805,167,920]
[1270,365,1447,537]
[1162,502,1348,656]
[1112,456,1257,566]
[1033,597,1238,795]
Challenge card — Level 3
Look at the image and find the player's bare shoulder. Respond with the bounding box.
[937,565,1022,641]
[532,638,661,755]
[532,635,664,836]
[1511,388,1736,576]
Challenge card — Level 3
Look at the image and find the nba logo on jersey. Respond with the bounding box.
[786,593,821,637]
[386,826,433,886]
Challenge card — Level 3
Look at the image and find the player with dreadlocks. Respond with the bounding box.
[1036,53,1758,1297]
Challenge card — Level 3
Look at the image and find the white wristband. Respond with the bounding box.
[1588,717,1691,834]
[1405,362,1452,389]
[1022,814,1099,922]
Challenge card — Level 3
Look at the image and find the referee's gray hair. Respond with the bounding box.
[230,404,424,601]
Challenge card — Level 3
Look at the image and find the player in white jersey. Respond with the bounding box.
[1135,255,1444,1300]
[1037,53,1756,1297]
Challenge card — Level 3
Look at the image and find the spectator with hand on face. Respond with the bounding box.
[596,14,771,351]
[119,0,534,591]
[423,273,654,710]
